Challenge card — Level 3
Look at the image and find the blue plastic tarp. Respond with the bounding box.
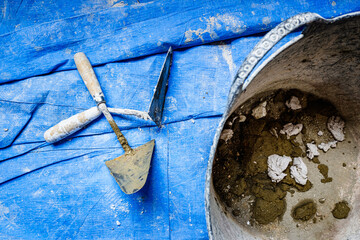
[1,0,360,239]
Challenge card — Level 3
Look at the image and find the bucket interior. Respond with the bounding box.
[208,14,360,239]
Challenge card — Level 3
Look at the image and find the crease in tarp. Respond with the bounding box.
[0,150,109,185]
[0,142,48,162]
[0,153,90,186]
[62,110,224,141]
[0,99,87,110]
[1,110,223,162]
[1,0,359,83]
[0,109,223,188]
[63,188,110,240]
[41,111,223,145]
[0,92,49,148]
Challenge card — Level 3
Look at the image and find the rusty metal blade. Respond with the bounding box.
[105,139,155,194]
[148,47,173,127]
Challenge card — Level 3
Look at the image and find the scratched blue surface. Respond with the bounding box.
[1,0,360,239]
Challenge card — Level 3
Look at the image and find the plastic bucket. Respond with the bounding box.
[205,12,360,239]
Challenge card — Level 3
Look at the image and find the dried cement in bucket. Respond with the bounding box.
[206,13,360,240]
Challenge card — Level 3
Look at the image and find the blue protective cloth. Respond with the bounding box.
[1,1,360,239]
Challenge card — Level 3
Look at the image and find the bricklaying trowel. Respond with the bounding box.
[44,47,172,143]
[72,51,172,194]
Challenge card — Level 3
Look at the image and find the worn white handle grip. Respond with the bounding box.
[74,52,105,104]
[44,107,151,143]
[44,107,101,143]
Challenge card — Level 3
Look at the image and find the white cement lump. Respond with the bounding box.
[261,99,346,186]
[220,129,234,143]
[318,141,337,152]
[267,154,292,183]
[327,116,345,141]
[306,143,320,159]
[286,96,302,110]
[280,123,303,138]
[251,101,267,119]
[290,157,308,185]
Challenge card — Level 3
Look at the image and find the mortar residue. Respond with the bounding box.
[212,89,351,228]
[332,201,350,219]
[318,164,333,183]
[292,199,317,221]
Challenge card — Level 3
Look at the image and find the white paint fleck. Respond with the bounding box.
[65,48,72,55]
[327,116,345,141]
[290,157,308,185]
[306,143,320,159]
[32,189,44,197]
[114,202,130,214]
[262,17,271,26]
[332,1,336,6]
[130,1,152,8]
[34,46,43,51]
[267,154,292,183]
[116,220,121,226]
[251,2,279,10]
[220,129,233,143]
[110,204,116,210]
[185,14,246,43]
[0,202,9,218]
[251,101,267,119]
[83,155,89,162]
[280,123,303,138]
[318,141,337,152]
[2,3,7,18]
[23,167,31,173]
[166,96,177,112]
[318,131,323,136]
[4,128,8,132]
[219,45,236,77]
[113,2,127,7]
[285,96,302,110]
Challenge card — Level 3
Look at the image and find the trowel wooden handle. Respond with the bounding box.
[74,52,132,153]
[44,107,101,143]
[74,52,105,104]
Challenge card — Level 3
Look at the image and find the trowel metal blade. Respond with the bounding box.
[148,47,173,127]
[105,139,155,194]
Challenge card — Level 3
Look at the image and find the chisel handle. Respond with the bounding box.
[44,107,151,143]
[74,52,105,104]
[44,107,101,143]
